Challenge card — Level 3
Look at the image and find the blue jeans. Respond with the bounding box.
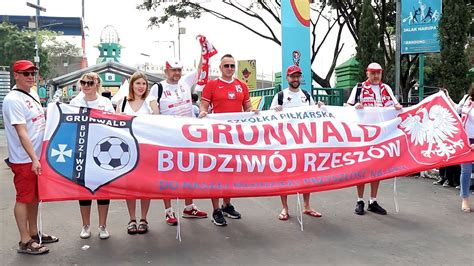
[460,138,474,198]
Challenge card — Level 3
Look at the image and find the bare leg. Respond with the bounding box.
[280,195,289,215]
[98,204,109,226]
[357,184,365,199]
[223,198,231,206]
[211,198,220,210]
[26,202,39,236]
[303,193,312,211]
[140,200,151,220]
[14,202,31,243]
[80,205,91,226]
[370,181,380,198]
[163,199,172,209]
[184,198,193,206]
[126,200,136,221]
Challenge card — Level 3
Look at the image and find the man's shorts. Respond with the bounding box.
[11,163,38,203]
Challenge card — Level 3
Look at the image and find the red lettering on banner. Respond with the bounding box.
[236,124,259,145]
[182,124,207,142]
[341,122,362,142]
[359,125,381,142]
[262,123,287,145]
[322,121,343,142]
[287,122,317,144]
[212,124,233,144]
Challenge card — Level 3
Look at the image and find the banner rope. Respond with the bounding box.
[375,105,400,213]
[296,193,304,231]
[175,198,182,242]
[37,201,43,244]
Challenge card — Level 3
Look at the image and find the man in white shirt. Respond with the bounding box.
[149,59,207,225]
[346,62,402,216]
[270,65,323,221]
[2,60,58,255]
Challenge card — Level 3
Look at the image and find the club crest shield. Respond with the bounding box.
[46,103,138,192]
[397,95,466,165]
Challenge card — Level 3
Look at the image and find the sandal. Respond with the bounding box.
[303,210,322,218]
[278,210,289,221]
[137,219,149,234]
[31,233,59,244]
[127,220,138,235]
[17,239,49,255]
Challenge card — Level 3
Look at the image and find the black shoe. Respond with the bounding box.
[433,178,447,185]
[212,209,227,226]
[355,200,365,215]
[222,204,241,219]
[367,201,387,215]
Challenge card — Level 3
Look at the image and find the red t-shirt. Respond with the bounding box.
[201,78,250,113]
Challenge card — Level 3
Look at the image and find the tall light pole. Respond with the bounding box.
[26,1,46,91]
[177,19,186,60]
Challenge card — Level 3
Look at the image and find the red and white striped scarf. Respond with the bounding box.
[360,80,395,107]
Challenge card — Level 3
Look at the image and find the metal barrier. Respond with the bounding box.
[314,88,345,106]
[250,86,345,110]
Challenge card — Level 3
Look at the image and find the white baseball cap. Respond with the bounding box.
[165,58,183,69]
[367,62,383,72]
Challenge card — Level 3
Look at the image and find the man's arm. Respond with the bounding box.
[14,124,41,175]
[198,100,210,118]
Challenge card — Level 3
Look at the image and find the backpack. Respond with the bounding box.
[278,89,311,106]
[152,82,164,104]
[121,96,127,113]
[354,82,363,104]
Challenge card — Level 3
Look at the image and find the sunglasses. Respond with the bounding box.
[16,71,36,77]
[223,64,235,69]
[80,80,95,87]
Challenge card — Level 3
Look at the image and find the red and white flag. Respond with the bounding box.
[39,92,474,201]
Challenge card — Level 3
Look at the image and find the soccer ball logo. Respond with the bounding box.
[93,137,131,170]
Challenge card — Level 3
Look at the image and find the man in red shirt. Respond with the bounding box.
[199,54,254,226]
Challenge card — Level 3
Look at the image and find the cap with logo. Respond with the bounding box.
[13,60,38,72]
[366,62,383,72]
[165,58,183,69]
[286,65,302,76]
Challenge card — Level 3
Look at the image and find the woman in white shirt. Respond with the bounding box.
[69,72,114,239]
[116,72,159,234]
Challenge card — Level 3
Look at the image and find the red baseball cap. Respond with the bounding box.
[366,62,383,72]
[13,60,38,72]
[165,58,183,69]
[287,65,302,76]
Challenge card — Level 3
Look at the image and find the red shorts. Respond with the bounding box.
[11,163,38,203]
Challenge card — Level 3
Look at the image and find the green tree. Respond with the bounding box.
[0,22,52,80]
[355,0,384,81]
[137,1,347,88]
[438,0,470,101]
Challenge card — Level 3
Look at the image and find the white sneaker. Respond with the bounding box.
[98,225,109,239]
[80,225,91,239]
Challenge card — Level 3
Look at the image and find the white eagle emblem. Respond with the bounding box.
[399,105,464,159]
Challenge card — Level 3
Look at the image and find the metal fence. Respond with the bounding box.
[249,85,345,110]
[0,69,11,128]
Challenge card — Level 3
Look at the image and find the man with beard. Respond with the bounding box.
[149,58,208,226]
[270,65,323,221]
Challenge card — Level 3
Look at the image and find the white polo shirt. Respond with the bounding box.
[2,87,46,163]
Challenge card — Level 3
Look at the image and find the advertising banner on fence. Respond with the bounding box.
[237,60,257,90]
[39,92,474,201]
[401,0,442,54]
